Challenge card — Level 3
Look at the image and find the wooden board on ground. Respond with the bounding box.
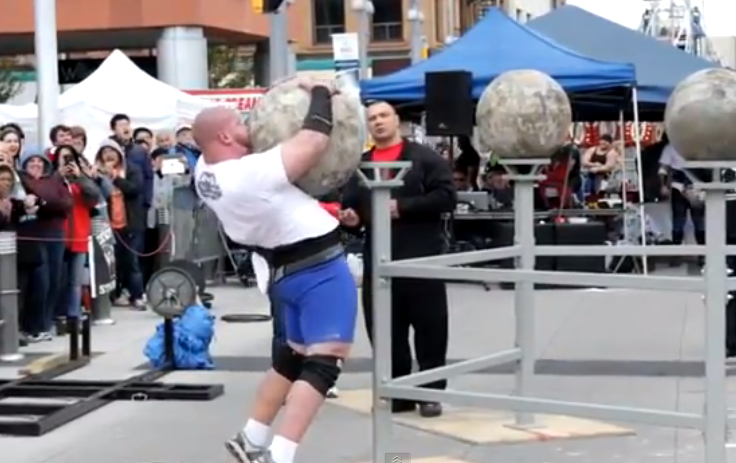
[331,389,635,445]
[18,353,69,376]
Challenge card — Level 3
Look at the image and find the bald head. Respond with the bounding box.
[193,107,250,162]
[192,107,238,145]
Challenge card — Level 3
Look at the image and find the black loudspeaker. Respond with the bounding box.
[425,71,473,136]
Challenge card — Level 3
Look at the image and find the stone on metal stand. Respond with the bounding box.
[0,232,22,362]
[664,67,736,463]
[357,161,411,463]
[664,68,736,162]
[475,69,572,158]
[475,69,573,428]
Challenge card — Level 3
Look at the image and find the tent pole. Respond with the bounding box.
[618,110,630,243]
[632,88,649,274]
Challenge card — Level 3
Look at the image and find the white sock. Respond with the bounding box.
[269,435,299,463]
[243,419,271,447]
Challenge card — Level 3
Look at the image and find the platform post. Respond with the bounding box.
[358,161,411,463]
[700,181,729,463]
[90,220,115,326]
[510,171,541,427]
[0,232,22,362]
[156,207,173,269]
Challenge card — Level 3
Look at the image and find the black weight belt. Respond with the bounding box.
[271,243,344,284]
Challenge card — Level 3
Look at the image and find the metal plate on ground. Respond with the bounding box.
[167,259,206,293]
[146,266,198,317]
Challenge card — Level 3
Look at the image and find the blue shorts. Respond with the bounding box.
[270,255,358,345]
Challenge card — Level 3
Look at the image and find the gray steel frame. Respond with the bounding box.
[0,232,21,362]
[359,161,732,463]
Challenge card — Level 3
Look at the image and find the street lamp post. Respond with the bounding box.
[33,0,60,148]
[351,0,374,80]
[268,0,291,82]
[407,0,425,64]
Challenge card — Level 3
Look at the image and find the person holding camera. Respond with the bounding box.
[0,162,43,346]
[53,145,101,325]
[18,147,72,340]
[95,139,147,310]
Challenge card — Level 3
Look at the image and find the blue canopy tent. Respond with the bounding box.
[528,5,718,121]
[360,8,636,119]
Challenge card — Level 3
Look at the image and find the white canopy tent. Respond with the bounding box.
[0,49,213,159]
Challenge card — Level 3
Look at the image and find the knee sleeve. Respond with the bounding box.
[272,344,305,382]
[299,355,342,396]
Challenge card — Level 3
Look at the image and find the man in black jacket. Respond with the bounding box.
[341,101,456,418]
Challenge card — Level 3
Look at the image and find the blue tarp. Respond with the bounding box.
[528,6,717,108]
[360,8,636,102]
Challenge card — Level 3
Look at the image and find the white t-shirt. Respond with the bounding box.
[194,146,338,292]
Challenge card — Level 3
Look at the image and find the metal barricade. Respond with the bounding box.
[0,232,22,362]
[169,183,226,277]
[362,160,733,463]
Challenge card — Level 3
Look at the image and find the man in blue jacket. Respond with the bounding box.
[109,114,153,209]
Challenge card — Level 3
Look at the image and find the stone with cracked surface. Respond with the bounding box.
[665,68,736,161]
[247,76,366,196]
[476,69,572,159]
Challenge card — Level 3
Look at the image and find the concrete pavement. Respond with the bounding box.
[0,282,733,463]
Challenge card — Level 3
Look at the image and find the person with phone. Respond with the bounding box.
[94,139,147,310]
[18,147,72,341]
[53,145,101,327]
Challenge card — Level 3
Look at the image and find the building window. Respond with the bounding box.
[371,0,403,42]
[312,0,346,45]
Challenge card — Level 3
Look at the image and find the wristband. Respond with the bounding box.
[301,86,333,135]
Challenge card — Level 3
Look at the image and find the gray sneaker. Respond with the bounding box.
[225,432,267,463]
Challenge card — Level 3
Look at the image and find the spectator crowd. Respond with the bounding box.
[0,115,202,348]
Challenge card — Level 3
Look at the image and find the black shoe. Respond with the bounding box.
[418,402,443,418]
[727,347,736,358]
[391,400,416,413]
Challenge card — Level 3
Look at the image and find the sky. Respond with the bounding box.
[565,0,736,36]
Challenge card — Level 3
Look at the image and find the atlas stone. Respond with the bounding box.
[475,70,572,159]
[665,68,736,161]
[248,77,366,197]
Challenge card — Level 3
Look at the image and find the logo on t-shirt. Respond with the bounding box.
[196,172,223,201]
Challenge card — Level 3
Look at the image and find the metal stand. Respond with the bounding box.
[0,232,22,362]
[91,297,115,326]
[368,159,733,463]
[0,368,224,436]
[156,207,172,270]
[508,174,541,428]
[357,161,411,463]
